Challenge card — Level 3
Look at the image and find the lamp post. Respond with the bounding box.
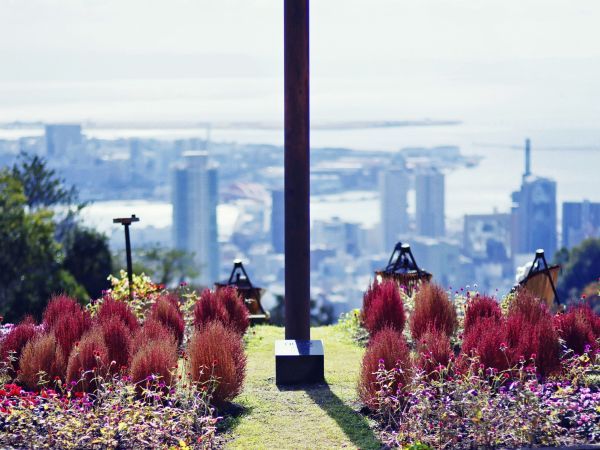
[275,0,324,385]
[113,215,140,301]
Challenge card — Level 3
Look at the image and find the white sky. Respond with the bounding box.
[0,0,599,126]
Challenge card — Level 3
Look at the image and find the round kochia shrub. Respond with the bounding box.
[193,287,249,335]
[554,304,599,355]
[410,283,457,341]
[18,334,65,390]
[96,296,139,333]
[188,321,247,406]
[52,308,92,361]
[130,339,178,394]
[359,327,411,410]
[415,328,453,376]
[66,327,110,392]
[100,319,132,371]
[361,279,406,336]
[131,318,176,351]
[0,317,39,372]
[463,294,502,333]
[149,295,185,345]
[42,294,81,330]
[461,316,511,373]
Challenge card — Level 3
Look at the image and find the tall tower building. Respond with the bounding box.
[271,188,285,254]
[172,151,219,285]
[379,164,409,250]
[562,200,600,249]
[45,124,82,158]
[510,139,557,258]
[416,168,445,237]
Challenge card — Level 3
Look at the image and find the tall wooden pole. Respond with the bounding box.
[284,0,310,341]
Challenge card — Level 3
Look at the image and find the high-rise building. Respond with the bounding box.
[510,139,557,258]
[45,124,82,158]
[463,213,511,260]
[172,151,219,285]
[271,188,285,254]
[379,164,409,250]
[562,200,600,249]
[415,168,445,237]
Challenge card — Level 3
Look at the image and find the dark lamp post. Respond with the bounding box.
[113,214,140,301]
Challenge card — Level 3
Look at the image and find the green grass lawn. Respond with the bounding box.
[220,325,381,450]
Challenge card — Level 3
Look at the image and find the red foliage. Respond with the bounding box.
[416,328,453,376]
[149,295,185,346]
[361,279,406,336]
[0,317,39,372]
[194,287,249,335]
[463,295,502,334]
[52,308,92,361]
[359,327,411,410]
[188,321,247,406]
[410,283,457,341]
[131,318,176,352]
[129,339,178,394]
[461,317,511,373]
[96,297,139,333]
[18,334,65,390]
[100,319,132,372]
[509,288,548,325]
[506,311,560,378]
[66,328,110,392]
[42,294,81,330]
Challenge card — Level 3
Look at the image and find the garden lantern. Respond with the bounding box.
[376,242,432,295]
[514,248,560,310]
[215,259,269,324]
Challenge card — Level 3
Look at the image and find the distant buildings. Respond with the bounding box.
[270,189,285,254]
[415,168,445,237]
[379,163,409,250]
[45,124,82,158]
[172,151,219,285]
[510,139,557,259]
[463,213,511,261]
[562,200,600,248]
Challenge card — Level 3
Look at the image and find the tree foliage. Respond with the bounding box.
[555,238,600,303]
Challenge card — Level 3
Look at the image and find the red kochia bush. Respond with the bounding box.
[18,334,65,390]
[416,328,453,376]
[461,317,510,373]
[96,297,139,333]
[359,327,411,410]
[509,288,547,324]
[463,295,502,333]
[506,311,560,378]
[0,317,39,372]
[42,294,81,330]
[410,283,457,341]
[361,279,406,336]
[129,339,178,394]
[53,308,92,361]
[131,318,176,352]
[188,321,247,406]
[149,295,185,345]
[194,287,249,335]
[66,328,110,392]
[100,319,132,371]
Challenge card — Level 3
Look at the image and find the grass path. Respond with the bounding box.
[220,325,381,450]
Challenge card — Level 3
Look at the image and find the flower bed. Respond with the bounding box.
[0,274,249,449]
[356,281,600,449]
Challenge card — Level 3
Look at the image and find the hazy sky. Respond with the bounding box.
[1,0,599,125]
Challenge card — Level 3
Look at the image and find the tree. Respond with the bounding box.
[556,238,600,303]
[0,172,86,322]
[63,227,112,300]
[114,244,198,287]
